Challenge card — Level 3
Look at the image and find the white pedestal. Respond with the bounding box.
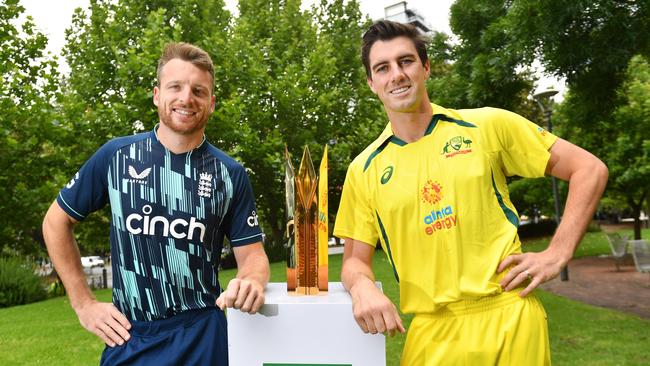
[227,282,386,366]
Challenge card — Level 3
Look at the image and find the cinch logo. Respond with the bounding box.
[381,166,394,184]
[441,135,473,158]
[126,205,206,242]
[422,205,458,235]
[66,172,79,189]
[127,165,151,184]
[247,211,259,227]
[421,180,443,205]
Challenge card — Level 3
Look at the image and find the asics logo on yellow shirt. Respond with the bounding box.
[380,166,394,184]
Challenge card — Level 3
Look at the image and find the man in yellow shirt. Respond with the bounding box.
[334,20,608,365]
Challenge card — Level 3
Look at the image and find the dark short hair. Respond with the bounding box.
[361,20,429,78]
[157,42,214,90]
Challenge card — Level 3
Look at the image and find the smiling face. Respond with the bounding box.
[366,36,430,114]
[153,58,215,138]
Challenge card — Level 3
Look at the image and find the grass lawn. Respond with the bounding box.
[520,228,650,257]
[1,230,649,365]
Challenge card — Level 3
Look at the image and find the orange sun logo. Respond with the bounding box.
[421,180,443,205]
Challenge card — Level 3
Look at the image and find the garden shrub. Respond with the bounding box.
[517,219,557,239]
[0,256,46,307]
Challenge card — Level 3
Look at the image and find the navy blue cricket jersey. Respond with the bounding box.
[57,125,263,321]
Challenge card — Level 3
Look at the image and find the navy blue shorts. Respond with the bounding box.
[100,307,227,366]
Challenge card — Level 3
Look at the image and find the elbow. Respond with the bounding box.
[595,159,609,187]
[42,204,55,239]
[588,158,609,196]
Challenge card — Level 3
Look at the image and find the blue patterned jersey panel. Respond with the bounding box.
[57,128,263,320]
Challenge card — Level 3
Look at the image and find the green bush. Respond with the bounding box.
[0,257,47,307]
[518,219,557,239]
[587,220,602,232]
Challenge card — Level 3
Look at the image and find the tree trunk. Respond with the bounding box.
[646,195,650,229]
[266,209,286,262]
[630,200,642,240]
[633,214,642,240]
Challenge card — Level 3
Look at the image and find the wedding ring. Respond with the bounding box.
[524,270,532,280]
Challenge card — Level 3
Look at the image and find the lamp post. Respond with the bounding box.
[533,89,569,281]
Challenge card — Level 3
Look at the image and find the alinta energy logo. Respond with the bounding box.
[420,182,458,235]
[441,135,473,159]
[380,166,394,185]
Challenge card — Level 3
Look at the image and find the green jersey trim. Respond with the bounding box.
[436,114,477,128]
[376,211,400,283]
[491,173,519,227]
[363,139,391,172]
[424,115,439,135]
[389,136,408,146]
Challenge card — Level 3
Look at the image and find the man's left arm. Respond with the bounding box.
[216,242,269,313]
[498,138,608,296]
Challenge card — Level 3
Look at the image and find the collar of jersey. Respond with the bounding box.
[376,103,451,147]
[151,123,207,154]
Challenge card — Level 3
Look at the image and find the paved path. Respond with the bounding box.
[540,256,650,319]
[328,245,344,255]
[73,250,650,320]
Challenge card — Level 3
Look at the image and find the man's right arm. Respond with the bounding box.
[42,201,131,347]
[341,238,405,337]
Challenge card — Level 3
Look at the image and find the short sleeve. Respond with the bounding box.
[223,166,264,247]
[333,161,379,247]
[491,109,558,178]
[56,144,112,221]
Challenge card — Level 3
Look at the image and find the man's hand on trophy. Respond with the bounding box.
[216,278,265,314]
[350,278,405,337]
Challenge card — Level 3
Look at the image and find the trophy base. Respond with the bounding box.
[318,264,328,291]
[295,286,319,295]
[286,268,296,291]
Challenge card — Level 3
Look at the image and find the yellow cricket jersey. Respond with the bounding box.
[334,103,558,315]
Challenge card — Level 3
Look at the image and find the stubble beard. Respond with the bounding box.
[385,84,424,114]
[157,106,209,136]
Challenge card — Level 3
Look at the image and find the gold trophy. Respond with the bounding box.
[285,145,328,294]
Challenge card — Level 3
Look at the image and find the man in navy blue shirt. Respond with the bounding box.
[43,42,269,365]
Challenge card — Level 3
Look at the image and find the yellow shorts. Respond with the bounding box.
[401,291,550,366]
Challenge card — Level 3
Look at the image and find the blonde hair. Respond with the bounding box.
[157,42,214,89]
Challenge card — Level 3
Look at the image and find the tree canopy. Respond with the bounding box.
[0,0,61,256]
[602,55,650,238]
[47,0,382,259]
[4,0,649,258]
